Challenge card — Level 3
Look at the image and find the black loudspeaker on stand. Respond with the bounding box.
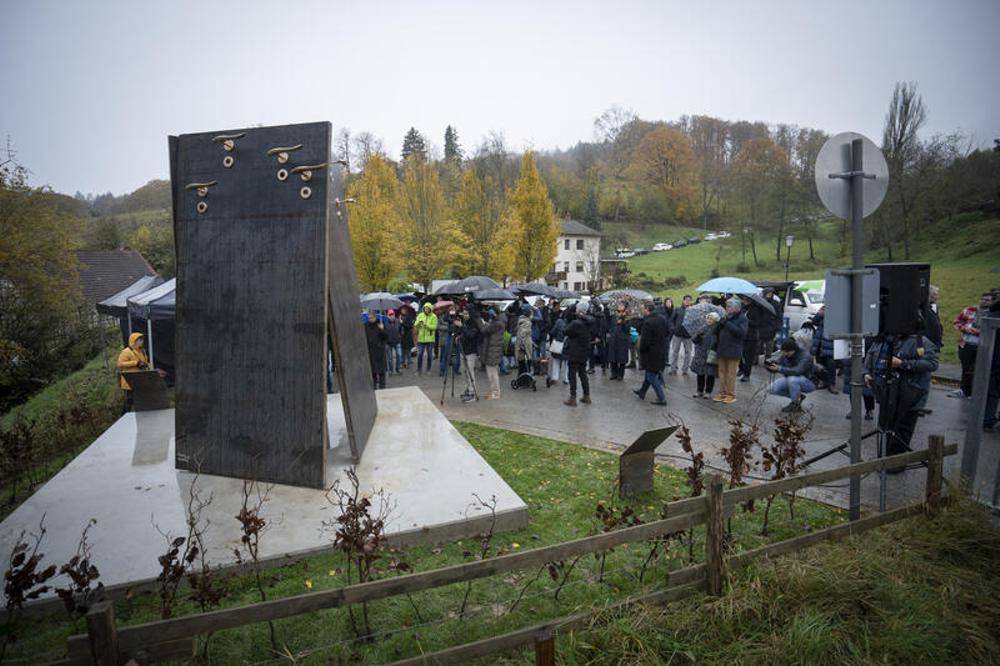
[866,262,930,336]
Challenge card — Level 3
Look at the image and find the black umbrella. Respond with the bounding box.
[432,281,458,296]
[442,275,501,295]
[742,292,776,316]
[514,282,557,297]
[471,287,516,301]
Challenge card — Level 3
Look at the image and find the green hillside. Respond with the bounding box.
[607,213,1000,364]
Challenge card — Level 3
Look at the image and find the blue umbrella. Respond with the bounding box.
[697,277,759,295]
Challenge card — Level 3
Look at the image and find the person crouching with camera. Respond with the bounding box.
[766,338,816,413]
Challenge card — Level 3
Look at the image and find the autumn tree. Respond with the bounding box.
[626,126,699,220]
[0,147,100,407]
[346,156,402,291]
[352,131,386,170]
[335,128,352,172]
[399,157,466,290]
[508,152,557,282]
[881,81,927,259]
[734,137,789,267]
[453,169,514,280]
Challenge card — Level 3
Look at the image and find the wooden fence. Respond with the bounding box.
[50,437,954,666]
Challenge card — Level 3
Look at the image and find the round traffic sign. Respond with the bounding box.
[814,132,889,220]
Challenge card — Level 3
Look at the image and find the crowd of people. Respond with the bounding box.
[353,285,1000,447]
[359,289,792,409]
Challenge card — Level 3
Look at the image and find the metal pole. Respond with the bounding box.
[961,316,998,494]
[147,318,155,369]
[848,138,865,521]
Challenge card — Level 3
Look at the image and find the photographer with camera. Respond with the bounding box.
[766,338,816,413]
[473,305,505,400]
[863,332,939,466]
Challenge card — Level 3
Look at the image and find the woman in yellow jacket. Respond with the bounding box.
[117,332,149,412]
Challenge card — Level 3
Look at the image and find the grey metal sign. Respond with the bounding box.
[815,132,889,220]
[823,268,880,337]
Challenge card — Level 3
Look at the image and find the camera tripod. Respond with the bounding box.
[439,331,478,405]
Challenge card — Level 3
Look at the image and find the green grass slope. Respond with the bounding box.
[609,214,1000,364]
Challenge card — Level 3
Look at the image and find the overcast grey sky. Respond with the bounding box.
[2,0,998,195]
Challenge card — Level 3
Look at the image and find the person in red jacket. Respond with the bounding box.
[950,293,993,398]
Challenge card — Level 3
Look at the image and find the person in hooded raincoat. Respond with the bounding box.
[117,332,150,413]
[414,302,438,375]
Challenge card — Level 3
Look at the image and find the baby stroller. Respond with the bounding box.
[511,371,537,391]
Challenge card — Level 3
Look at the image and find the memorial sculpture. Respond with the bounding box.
[170,122,376,488]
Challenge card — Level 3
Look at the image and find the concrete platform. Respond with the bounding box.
[0,386,527,597]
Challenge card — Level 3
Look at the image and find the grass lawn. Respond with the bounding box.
[4,422,845,664]
[607,213,1000,364]
[0,349,121,521]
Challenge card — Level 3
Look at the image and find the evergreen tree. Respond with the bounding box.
[401,127,427,162]
[444,125,462,164]
[583,187,600,229]
[509,152,558,282]
[346,156,402,291]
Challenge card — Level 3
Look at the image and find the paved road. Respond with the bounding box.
[366,358,998,513]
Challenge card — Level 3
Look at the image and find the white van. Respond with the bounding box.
[784,280,825,331]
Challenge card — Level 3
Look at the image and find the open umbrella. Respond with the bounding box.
[599,288,654,302]
[514,282,556,297]
[432,281,458,296]
[697,277,759,295]
[360,292,404,311]
[551,288,578,299]
[471,287,516,301]
[436,275,501,296]
[432,300,455,314]
[395,292,418,303]
[742,291,776,316]
[682,301,726,338]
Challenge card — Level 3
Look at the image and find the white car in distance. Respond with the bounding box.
[652,242,673,251]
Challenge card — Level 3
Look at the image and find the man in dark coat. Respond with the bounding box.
[563,302,592,406]
[864,333,939,465]
[633,302,668,405]
[714,298,748,404]
[475,309,506,400]
[606,303,631,380]
[398,306,415,369]
[766,338,816,413]
[365,314,388,389]
[808,307,837,393]
[669,295,694,375]
[738,296,762,382]
[384,310,403,375]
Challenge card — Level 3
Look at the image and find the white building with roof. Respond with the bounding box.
[546,219,602,293]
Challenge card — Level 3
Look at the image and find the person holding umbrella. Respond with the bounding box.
[669,295,694,376]
[384,310,403,375]
[713,298,748,404]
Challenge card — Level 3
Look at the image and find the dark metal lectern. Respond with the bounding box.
[619,426,678,498]
[170,122,377,488]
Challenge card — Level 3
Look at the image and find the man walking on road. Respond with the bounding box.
[633,302,668,405]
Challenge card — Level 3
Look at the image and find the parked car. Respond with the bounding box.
[704,233,717,241]
[687,236,701,244]
[653,242,673,251]
[718,231,732,238]
[673,239,688,248]
[754,279,825,332]
[633,247,650,256]
[616,251,636,259]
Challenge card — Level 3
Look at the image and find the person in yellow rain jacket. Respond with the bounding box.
[414,303,438,375]
[117,332,149,412]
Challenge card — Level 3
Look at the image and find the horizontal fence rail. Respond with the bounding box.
[53,439,955,666]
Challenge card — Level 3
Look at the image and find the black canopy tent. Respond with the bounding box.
[96,275,164,346]
[127,279,176,383]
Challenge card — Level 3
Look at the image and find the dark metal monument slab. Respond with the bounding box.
[619,426,678,498]
[170,122,376,488]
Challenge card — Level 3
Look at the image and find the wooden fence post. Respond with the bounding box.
[925,435,944,515]
[86,601,119,666]
[534,628,555,666]
[704,474,726,596]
